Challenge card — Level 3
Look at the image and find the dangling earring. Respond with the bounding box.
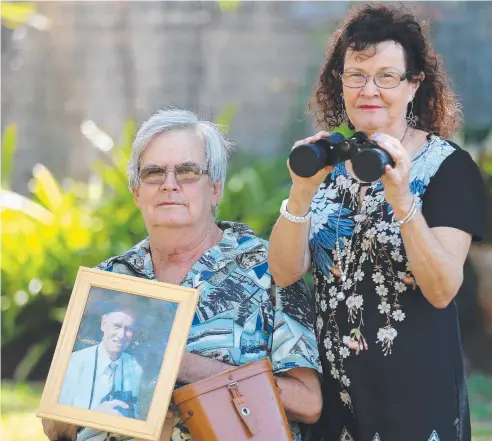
[339,93,347,122]
[406,100,418,127]
[340,105,347,122]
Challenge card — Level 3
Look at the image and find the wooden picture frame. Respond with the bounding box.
[37,266,199,441]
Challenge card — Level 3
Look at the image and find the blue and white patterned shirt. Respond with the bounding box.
[78,221,321,441]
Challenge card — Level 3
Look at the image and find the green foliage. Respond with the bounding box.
[1,123,144,380]
[1,380,44,414]
[1,124,17,189]
[0,116,292,379]
[218,155,291,239]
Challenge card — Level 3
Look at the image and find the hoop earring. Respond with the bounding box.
[406,101,418,127]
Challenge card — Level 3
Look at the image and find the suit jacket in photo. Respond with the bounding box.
[59,343,143,418]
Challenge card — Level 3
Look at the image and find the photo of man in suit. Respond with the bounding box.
[58,304,143,419]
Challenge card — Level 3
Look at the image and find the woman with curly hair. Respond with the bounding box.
[269,4,486,441]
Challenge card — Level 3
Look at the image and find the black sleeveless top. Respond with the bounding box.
[308,136,485,441]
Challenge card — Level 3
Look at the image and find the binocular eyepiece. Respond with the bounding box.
[288,131,394,183]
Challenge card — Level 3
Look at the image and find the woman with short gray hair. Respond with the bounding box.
[42,108,323,441]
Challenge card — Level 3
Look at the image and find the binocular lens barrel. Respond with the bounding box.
[288,133,346,178]
[288,132,393,182]
[351,148,393,182]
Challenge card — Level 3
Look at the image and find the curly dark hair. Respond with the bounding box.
[310,3,461,138]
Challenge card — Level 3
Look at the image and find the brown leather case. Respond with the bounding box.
[172,358,293,441]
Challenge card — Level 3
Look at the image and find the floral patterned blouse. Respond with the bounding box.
[308,135,485,441]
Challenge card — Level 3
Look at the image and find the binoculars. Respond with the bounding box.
[289,131,395,182]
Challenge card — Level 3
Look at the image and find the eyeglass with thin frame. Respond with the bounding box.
[139,162,209,186]
[339,70,414,89]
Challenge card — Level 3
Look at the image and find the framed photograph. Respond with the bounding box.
[37,267,199,441]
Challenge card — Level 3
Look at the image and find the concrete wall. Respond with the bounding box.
[2,1,491,193]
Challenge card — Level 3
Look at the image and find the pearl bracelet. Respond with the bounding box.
[280,199,311,224]
[395,197,418,226]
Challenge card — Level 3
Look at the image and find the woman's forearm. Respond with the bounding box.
[269,186,313,287]
[396,201,468,308]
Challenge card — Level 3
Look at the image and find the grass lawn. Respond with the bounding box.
[1,376,492,441]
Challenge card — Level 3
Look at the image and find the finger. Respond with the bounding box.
[381,164,399,182]
[371,134,407,164]
[111,400,129,408]
[292,138,313,151]
[286,157,297,175]
[292,139,307,149]
[292,132,331,150]
[314,131,331,140]
[371,132,402,151]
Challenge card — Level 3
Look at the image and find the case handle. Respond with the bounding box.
[228,382,259,435]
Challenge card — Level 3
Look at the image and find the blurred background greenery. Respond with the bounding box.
[1,1,492,440]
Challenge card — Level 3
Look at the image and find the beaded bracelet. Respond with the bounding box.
[280,199,311,224]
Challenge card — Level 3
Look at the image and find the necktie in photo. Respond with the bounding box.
[106,362,118,401]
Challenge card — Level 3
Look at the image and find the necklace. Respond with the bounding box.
[334,188,366,286]
[334,189,349,284]
[400,124,410,145]
[333,126,410,284]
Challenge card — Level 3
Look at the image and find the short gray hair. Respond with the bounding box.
[128,108,234,191]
